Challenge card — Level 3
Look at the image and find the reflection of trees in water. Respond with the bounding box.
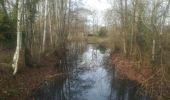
[33,73,90,100]
[57,42,87,72]
[91,46,98,66]
[33,44,102,100]
[90,44,110,67]
[109,67,150,100]
[63,44,109,100]
[33,44,149,100]
[33,43,88,100]
[96,45,107,54]
[33,75,67,100]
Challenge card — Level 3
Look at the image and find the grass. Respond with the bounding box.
[68,34,115,49]
[86,36,108,44]
[86,36,115,49]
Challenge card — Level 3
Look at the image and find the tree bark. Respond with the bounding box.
[152,39,156,61]
[42,0,48,52]
[12,0,22,75]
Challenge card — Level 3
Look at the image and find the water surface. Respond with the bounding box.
[33,44,149,100]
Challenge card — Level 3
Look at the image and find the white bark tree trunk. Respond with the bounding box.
[12,0,22,75]
[123,32,126,55]
[49,11,53,46]
[152,39,156,61]
[42,0,48,52]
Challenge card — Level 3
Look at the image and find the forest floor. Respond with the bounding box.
[111,53,170,99]
[0,48,61,100]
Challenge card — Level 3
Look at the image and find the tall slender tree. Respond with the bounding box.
[12,0,22,75]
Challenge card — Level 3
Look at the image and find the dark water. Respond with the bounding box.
[33,44,150,100]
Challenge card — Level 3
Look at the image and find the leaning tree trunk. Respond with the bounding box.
[12,0,22,75]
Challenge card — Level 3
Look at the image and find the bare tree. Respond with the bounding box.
[12,0,22,75]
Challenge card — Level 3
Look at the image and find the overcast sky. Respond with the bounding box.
[83,0,111,25]
[84,0,110,11]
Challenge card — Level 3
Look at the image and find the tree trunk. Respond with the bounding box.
[42,0,48,52]
[152,39,156,61]
[12,0,22,75]
[123,32,127,55]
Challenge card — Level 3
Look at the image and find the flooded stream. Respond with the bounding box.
[33,44,150,100]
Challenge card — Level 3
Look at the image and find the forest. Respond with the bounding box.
[0,0,170,100]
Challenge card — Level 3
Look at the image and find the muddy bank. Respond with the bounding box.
[111,54,153,83]
[111,54,170,99]
[0,62,60,100]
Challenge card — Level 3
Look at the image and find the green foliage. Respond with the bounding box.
[0,10,10,31]
[97,27,107,37]
[0,8,16,43]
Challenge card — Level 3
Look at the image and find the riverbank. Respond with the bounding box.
[33,43,147,100]
[68,35,113,48]
[111,54,153,83]
[111,53,170,99]
[86,36,108,44]
[0,48,61,100]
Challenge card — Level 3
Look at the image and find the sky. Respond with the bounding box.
[83,0,111,25]
[84,0,111,11]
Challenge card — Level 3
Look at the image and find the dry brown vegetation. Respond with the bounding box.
[0,48,62,99]
[111,53,170,100]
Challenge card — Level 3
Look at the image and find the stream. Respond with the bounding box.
[33,44,150,100]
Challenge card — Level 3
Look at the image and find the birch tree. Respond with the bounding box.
[42,0,48,52]
[12,0,22,75]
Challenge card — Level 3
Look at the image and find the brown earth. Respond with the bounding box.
[111,54,153,83]
[111,54,170,99]
[0,48,62,100]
